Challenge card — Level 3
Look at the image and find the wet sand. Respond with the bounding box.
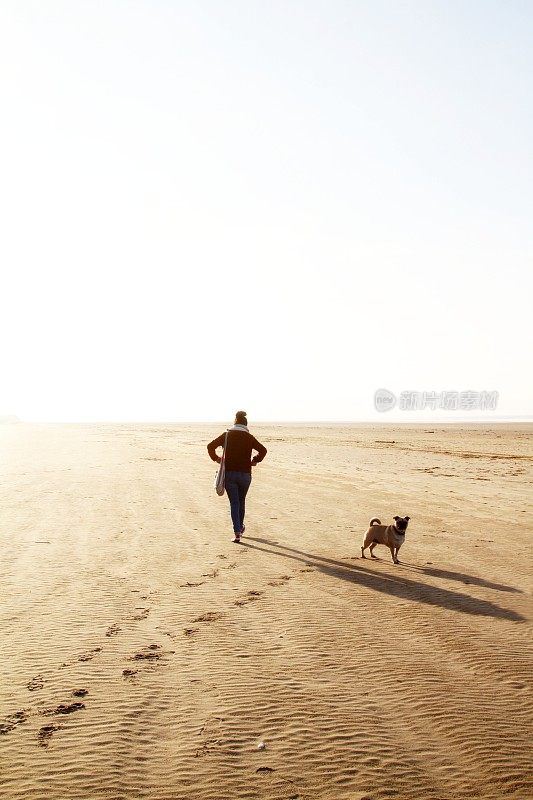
[0,422,531,800]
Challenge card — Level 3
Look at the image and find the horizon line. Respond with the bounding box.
[3,417,533,425]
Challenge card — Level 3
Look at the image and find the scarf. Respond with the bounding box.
[230,424,249,433]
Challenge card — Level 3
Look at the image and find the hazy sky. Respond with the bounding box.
[1,1,531,422]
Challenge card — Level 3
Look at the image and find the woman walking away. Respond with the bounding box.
[207,411,267,543]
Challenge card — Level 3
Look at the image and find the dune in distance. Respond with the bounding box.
[0,422,531,800]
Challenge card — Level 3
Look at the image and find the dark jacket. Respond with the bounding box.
[207,429,267,474]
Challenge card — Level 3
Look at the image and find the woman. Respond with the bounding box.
[207,411,267,543]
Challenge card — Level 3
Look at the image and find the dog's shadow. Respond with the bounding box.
[402,564,521,593]
[244,537,524,622]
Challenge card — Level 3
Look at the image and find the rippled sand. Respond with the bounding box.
[1,423,531,800]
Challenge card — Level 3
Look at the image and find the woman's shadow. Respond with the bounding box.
[243,537,524,622]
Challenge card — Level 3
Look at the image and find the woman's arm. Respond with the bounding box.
[250,437,267,466]
[207,433,226,464]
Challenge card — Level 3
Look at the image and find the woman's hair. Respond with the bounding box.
[235,410,248,426]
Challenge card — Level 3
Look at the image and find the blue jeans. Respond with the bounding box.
[225,471,252,533]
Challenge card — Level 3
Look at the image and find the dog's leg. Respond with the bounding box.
[389,544,398,564]
[361,531,373,559]
[395,543,402,564]
[369,542,378,559]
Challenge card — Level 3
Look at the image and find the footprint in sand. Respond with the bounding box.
[234,591,264,607]
[267,575,295,586]
[105,624,121,637]
[130,644,162,660]
[27,675,44,692]
[78,647,102,663]
[192,612,224,623]
[41,702,85,716]
[122,668,138,680]
[38,724,62,748]
[72,689,88,697]
[201,569,219,578]
[8,711,28,724]
[184,627,199,636]
[221,562,237,570]
[180,581,205,588]
[0,711,28,735]
[133,608,150,621]
[0,723,15,735]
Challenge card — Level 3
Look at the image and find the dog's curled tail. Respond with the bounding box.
[369,517,381,526]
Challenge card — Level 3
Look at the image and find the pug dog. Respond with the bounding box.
[361,516,410,564]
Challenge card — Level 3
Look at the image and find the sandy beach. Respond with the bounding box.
[0,422,531,800]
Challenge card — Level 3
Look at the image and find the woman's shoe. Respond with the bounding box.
[240,525,245,535]
[233,533,242,543]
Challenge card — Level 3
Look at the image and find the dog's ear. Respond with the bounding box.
[404,516,410,521]
[393,515,400,521]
